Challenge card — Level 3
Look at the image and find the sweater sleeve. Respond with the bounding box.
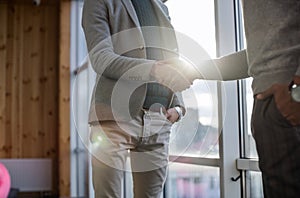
[196,49,249,81]
[296,65,300,76]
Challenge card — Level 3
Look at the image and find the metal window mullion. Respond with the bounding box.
[219,82,242,198]
[70,1,79,197]
[70,1,90,197]
[215,0,242,198]
[234,0,255,197]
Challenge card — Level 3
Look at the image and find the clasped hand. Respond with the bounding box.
[150,58,199,92]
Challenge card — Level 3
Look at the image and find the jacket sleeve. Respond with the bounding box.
[82,0,155,82]
[170,93,186,115]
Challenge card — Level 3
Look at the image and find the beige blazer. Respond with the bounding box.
[82,0,184,123]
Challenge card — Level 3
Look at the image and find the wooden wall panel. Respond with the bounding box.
[42,1,59,163]
[59,1,71,196]
[22,4,43,158]
[0,3,8,158]
[4,3,14,158]
[0,0,60,194]
[10,4,22,158]
[42,4,59,193]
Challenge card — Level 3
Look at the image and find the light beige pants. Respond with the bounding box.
[90,110,173,198]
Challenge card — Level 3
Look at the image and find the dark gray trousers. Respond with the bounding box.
[251,97,300,198]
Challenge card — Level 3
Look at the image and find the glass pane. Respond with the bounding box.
[165,0,216,58]
[169,81,219,158]
[74,69,90,141]
[165,163,220,198]
[77,5,88,65]
[72,68,90,197]
[166,0,219,159]
[246,171,263,198]
[245,78,258,158]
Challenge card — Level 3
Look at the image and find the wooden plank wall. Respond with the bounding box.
[59,0,71,196]
[0,0,61,195]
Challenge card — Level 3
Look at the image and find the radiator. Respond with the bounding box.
[0,158,52,192]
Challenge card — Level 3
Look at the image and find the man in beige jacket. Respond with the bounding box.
[82,0,193,197]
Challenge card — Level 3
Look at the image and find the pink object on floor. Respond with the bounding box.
[0,163,11,198]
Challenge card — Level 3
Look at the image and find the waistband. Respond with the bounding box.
[142,103,167,114]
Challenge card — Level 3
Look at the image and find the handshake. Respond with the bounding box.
[150,58,201,92]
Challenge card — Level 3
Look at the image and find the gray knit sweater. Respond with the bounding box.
[243,0,300,94]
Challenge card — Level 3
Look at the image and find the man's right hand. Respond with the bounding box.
[256,77,300,126]
[150,58,198,92]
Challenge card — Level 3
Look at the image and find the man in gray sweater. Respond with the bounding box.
[185,0,300,197]
[243,1,300,197]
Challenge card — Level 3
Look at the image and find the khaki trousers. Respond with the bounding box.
[90,110,173,198]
